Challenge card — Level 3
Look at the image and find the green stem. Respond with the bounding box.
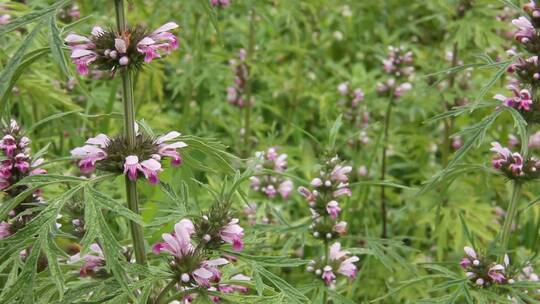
[442,42,459,170]
[380,95,394,239]
[155,280,177,304]
[242,9,256,157]
[323,240,329,304]
[500,181,521,257]
[115,0,147,266]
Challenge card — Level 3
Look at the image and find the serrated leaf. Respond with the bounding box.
[48,14,70,78]
[0,22,44,103]
[0,0,71,36]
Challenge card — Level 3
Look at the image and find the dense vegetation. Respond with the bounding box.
[2,0,540,303]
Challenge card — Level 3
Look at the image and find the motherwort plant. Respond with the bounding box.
[376,46,414,238]
[0,119,46,239]
[298,156,358,295]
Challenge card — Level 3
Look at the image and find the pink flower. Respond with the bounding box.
[278,180,293,199]
[192,258,229,287]
[459,257,471,269]
[263,185,277,198]
[274,154,287,172]
[311,178,323,187]
[395,82,412,98]
[494,85,533,111]
[156,131,187,166]
[330,165,352,183]
[266,147,278,161]
[337,256,360,279]
[140,158,163,184]
[0,14,11,25]
[70,49,97,75]
[530,131,540,149]
[298,186,316,202]
[352,88,364,106]
[490,142,511,169]
[0,160,12,179]
[227,87,238,103]
[512,16,535,43]
[218,274,250,294]
[333,186,352,197]
[152,219,195,257]
[329,242,359,279]
[71,145,107,173]
[326,200,341,219]
[86,134,110,148]
[14,153,29,173]
[249,176,261,191]
[510,153,524,175]
[464,246,477,259]
[337,82,349,95]
[0,178,9,190]
[0,135,17,157]
[333,221,347,235]
[321,266,336,284]
[210,0,230,7]
[488,264,506,283]
[219,218,244,251]
[68,243,106,277]
[123,155,142,181]
[137,22,179,63]
[0,221,11,239]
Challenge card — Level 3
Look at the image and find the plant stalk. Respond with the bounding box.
[500,181,521,257]
[380,95,394,239]
[242,9,256,157]
[115,0,147,266]
[441,42,459,169]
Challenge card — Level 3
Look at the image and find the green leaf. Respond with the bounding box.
[0,22,44,103]
[0,0,71,36]
[27,110,80,133]
[43,228,65,300]
[253,264,310,304]
[48,15,70,78]
[0,48,50,106]
[328,114,343,150]
[232,252,310,267]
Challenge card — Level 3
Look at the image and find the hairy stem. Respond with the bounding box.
[380,96,394,239]
[242,9,256,157]
[441,42,459,169]
[323,240,329,303]
[115,0,147,266]
[500,181,521,257]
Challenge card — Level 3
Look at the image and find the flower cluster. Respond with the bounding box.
[226,49,252,108]
[306,242,359,288]
[193,200,245,252]
[0,119,47,240]
[249,147,293,200]
[337,82,369,126]
[460,247,510,287]
[210,0,230,8]
[152,218,241,289]
[65,22,178,76]
[490,142,540,180]
[494,83,540,122]
[377,46,414,98]
[298,157,351,240]
[70,128,186,185]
